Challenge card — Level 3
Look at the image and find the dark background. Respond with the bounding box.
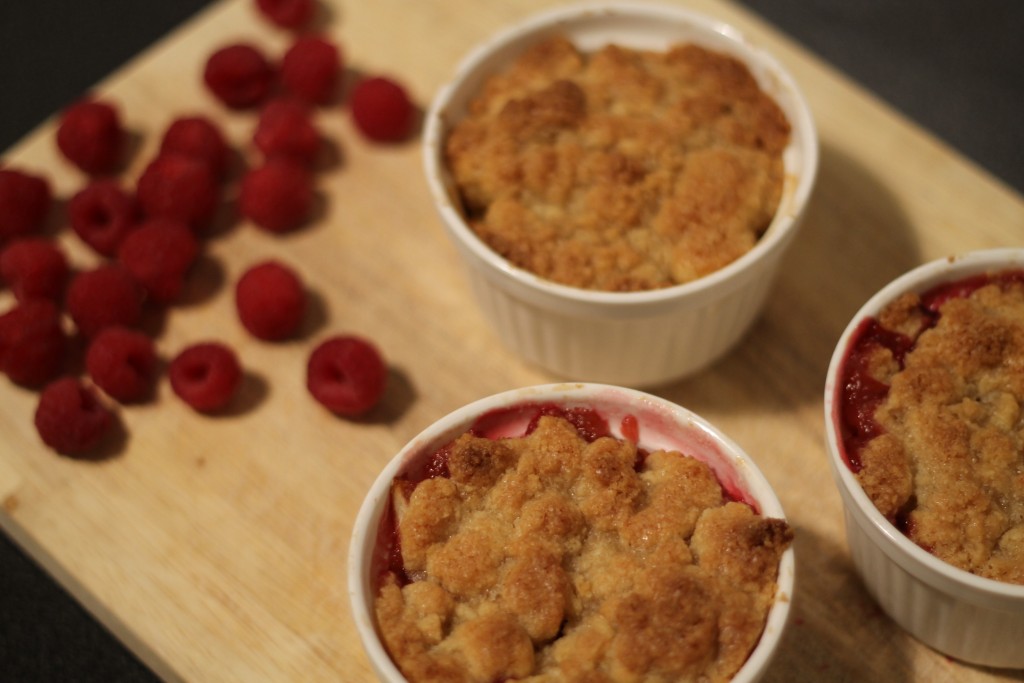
[1,1,1022,680]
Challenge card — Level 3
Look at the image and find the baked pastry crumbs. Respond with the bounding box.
[444,35,791,292]
[845,275,1024,584]
[375,414,793,682]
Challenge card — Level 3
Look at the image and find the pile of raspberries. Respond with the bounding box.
[0,0,409,456]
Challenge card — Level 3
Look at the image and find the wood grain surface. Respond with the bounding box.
[1,0,1022,681]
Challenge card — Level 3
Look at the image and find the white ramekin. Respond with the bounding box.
[823,248,1024,668]
[349,382,795,682]
[423,2,818,387]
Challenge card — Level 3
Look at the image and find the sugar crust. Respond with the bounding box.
[444,36,790,292]
[375,415,792,682]
[856,280,1024,583]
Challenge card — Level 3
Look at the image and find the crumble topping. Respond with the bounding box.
[375,415,792,682]
[444,36,790,292]
[852,279,1024,583]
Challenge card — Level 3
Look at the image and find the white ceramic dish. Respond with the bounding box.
[349,382,795,682]
[423,2,818,387]
[823,248,1024,668]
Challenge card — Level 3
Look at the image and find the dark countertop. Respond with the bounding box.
[1,1,1021,680]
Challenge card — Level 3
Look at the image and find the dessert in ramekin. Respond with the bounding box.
[824,248,1024,668]
[350,383,795,683]
[423,2,817,386]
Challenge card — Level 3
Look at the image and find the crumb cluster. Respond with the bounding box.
[376,415,792,682]
[855,280,1024,583]
[445,36,790,292]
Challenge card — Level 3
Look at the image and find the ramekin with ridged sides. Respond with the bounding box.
[423,2,818,387]
[350,383,795,682]
[823,248,1024,668]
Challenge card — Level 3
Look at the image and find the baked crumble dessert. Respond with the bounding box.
[373,404,793,682]
[444,35,790,292]
[837,271,1024,584]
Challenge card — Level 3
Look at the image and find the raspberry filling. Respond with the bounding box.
[372,402,751,590]
[836,270,1024,473]
[837,318,918,470]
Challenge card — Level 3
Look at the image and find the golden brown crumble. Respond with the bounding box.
[444,36,790,292]
[855,279,1024,583]
[375,416,792,682]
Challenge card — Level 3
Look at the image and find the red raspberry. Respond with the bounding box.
[253,99,321,166]
[238,159,313,233]
[117,218,199,305]
[281,35,341,104]
[0,299,67,387]
[203,43,276,110]
[0,168,51,242]
[55,99,124,174]
[86,327,157,403]
[255,0,314,29]
[68,179,139,257]
[136,154,220,231]
[66,265,143,338]
[169,342,242,412]
[0,238,69,303]
[350,76,415,143]
[235,260,306,341]
[159,116,230,179]
[306,335,386,416]
[34,377,115,456]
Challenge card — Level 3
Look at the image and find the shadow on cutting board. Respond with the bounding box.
[658,138,922,418]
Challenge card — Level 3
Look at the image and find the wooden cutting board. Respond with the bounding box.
[1,0,1022,681]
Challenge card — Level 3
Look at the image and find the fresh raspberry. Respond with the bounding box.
[255,0,314,29]
[235,260,306,341]
[0,168,51,242]
[117,217,199,305]
[350,76,415,143]
[66,265,143,338]
[169,342,242,412]
[238,159,313,233]
[0,238,69,303]
[136,153,220,231]
[281,35,341,104]
[55,99,124,174]
[68,179,139,257]
[306,335,386,416]
[203,43,276,110]
[85,327,157,403]
[253,99,321,166]
[0,299,67,387]
[34,377,115,456]
[159,116,230,179]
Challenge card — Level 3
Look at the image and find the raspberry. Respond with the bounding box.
[306,335,386,416]
[255,0,314,29]
[0,168,51,243]
[66,265,143,338]
[350,76,415,143]
[169,342,242,412]
[203,43,276,110]
[159,116,230,179]
[68,179,139,256]
[136,154,220,231]
[235,260,306,341]
[55,99,124,174]
[238,159,313,233]
[253,99,321,166]
[0,299,67,387]
[117,217,199,305]
[86,327,157,403]
[0,238,69,303]
[281,35,341,104]
[34,377,115,456]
